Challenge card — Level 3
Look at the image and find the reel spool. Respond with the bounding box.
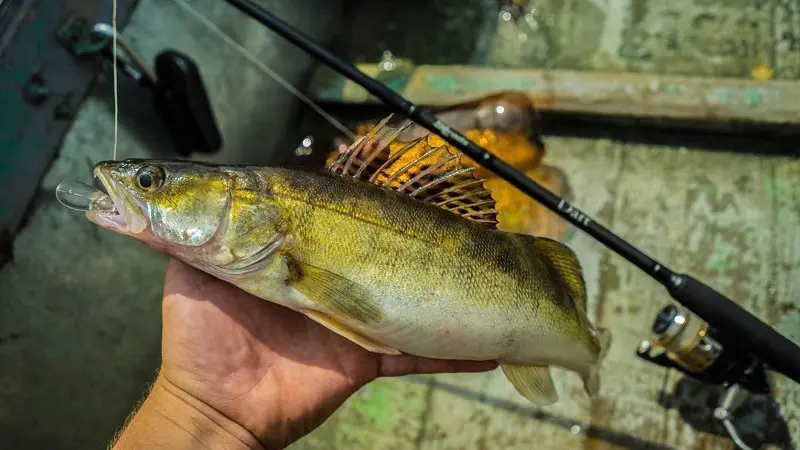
[637,303,769,394]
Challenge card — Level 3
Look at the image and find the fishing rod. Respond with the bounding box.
[222,0,800,390]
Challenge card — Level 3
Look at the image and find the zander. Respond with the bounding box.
[76,117,610,406]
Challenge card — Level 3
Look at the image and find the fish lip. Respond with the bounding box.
[89,166,147,234]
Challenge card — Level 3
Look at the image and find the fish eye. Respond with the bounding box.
[135,165,165,191]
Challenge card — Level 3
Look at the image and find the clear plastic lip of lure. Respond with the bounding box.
[55,181,118,214]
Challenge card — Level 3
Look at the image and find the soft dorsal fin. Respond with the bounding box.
[532,237,588,314]
[531,235,611,395]
[328,115,499,228]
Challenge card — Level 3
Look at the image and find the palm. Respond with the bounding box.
[159,260,495,448]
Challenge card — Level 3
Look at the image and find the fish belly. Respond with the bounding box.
[348,285,561,365]
[368,296,519,361]
[344,276,595,373]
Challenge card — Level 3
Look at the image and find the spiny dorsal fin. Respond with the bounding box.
[328,115,499,228]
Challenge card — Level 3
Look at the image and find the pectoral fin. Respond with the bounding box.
[501,364,559,406]
[285,256,383,324]
[301,309,401,355]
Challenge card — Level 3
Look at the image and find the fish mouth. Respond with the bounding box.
[89,167,148,234]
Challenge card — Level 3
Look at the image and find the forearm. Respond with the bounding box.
[110,375,264,450]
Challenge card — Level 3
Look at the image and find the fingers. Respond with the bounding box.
[377,355,498,378]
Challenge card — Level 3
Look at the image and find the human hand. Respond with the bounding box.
[157,259,498,449]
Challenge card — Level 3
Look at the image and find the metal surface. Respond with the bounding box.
[0,0,139,265]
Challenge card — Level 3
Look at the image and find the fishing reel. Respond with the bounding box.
[637,304,772,450]
[56,15,222,156]
[636,303,770,394]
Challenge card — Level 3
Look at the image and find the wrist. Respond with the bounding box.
[111,375,264,450]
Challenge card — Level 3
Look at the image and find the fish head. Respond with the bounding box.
[90,158,232,245]
[90,159,284,269]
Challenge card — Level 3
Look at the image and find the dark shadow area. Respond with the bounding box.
[331,0,499,65]
[541,112,800,157]
[268,72,360,169]
[657,376,794,450]
[307,103,800,160]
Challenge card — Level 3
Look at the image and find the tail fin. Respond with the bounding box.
[595,327,612,361]
[532,236,612,397]
[583,327,611,396]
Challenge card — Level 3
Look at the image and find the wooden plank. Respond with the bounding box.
[774,0,800,79]
[659,150,790,450]
[404,66,800,125]
[419,373,589,450]
[310,64,800,129]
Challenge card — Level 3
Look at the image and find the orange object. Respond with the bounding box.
[326,93,572,241]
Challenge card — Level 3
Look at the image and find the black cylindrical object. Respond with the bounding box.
[153,50,222,155]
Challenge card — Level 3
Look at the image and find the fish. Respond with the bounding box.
[82,117,610,406]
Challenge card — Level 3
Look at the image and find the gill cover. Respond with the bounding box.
[100,159,232,246]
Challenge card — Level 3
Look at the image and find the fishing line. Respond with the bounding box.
[112,0,119,161]
[171,0,357,141]
[222,0,800,387]
[54,2,123,213]
[92,23,158,85]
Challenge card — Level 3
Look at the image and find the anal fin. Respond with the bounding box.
[501,364,559,406]
[301,309,401,355]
